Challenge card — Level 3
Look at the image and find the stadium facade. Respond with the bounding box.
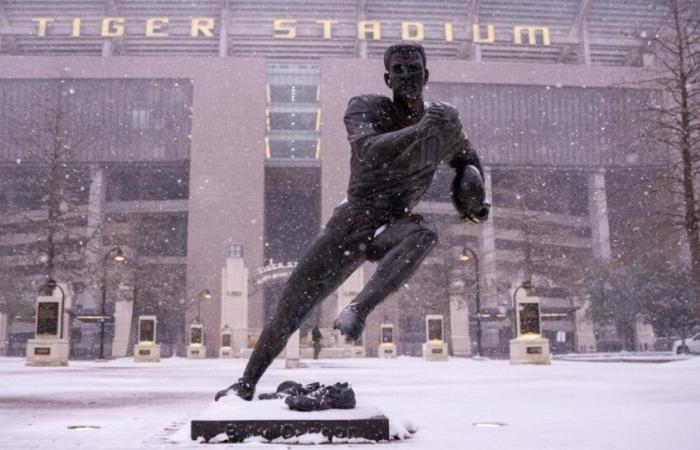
[0,0,670,357]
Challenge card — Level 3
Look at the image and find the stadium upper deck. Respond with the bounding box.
[0,0,667,66]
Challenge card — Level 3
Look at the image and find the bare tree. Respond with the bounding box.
[641,0,700,314]
[7,79,100,287]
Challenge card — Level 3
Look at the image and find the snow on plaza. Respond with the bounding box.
[1,355,699,449]
[2,1,700,449]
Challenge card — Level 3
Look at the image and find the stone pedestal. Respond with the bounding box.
[187,322,206,358]
[509,337,550,365]
[220,326,234,358]
[509,293,551,364]
[133,315,160,362]
[378,323,396,358]
[134,343,161,362]
[219,347,234,358]
[187,344,207,358]
[422,315,448,361]
[377,343,397,358]
[26,293,69,366]
[26,339,69,366]
[350,346,366,358]
[422,342,448,361]
[635,319,656,352]
[191,401,390,443]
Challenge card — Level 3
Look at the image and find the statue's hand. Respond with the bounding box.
[420,102,462,142]
[462,201,490,224]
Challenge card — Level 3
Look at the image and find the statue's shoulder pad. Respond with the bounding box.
[348,94,391,108]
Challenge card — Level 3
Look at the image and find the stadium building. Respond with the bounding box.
[0,0,670,357]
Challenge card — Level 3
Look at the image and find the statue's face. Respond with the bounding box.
[384,50,429,101]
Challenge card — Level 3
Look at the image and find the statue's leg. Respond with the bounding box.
[226,207,368,397]
[333,214,437,340]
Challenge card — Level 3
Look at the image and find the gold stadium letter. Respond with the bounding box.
[32,18,54,37]
[444,22,454,42]
[71,18,81,37]
[274,19,297,38]
[101,17,125,37]
[316,19,338,39]
[472,24,495,44]
[191,18,214,37]
[513,25,550,45]
[358,21,381,40]
[401,22,424,41]
[146,17,169,37]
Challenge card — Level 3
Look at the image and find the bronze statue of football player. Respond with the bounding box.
[216,42,489,404]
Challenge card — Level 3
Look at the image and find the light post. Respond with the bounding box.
[459,246,482,357]
[511,279,532,338]
[99,247,125,359]
[196,289,212,323]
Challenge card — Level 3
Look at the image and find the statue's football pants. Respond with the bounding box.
[241,202,437,385]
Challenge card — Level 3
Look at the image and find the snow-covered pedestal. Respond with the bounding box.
[26,295,69,367]
[509,294,550,365]
[191,396,390,443]
[422,315,448,361]
[133,315,160,362]
[187,322,207,359]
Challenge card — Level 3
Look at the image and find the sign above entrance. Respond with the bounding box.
[26,17,552,46]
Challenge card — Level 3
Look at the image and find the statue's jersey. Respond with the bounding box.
[343,95,482,216]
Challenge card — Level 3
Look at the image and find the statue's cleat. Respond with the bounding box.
[285,382,356,412]
[215,378,255,402]
[258,381,322,400]
[333,302,367,341]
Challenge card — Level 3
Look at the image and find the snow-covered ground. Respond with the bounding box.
[1,355,698,449]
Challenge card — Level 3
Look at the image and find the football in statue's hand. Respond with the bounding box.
[451,165,490,224]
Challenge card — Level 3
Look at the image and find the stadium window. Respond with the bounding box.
[269,139,317,159]
[269,85,317,103]
[269,112,317,131]
[131,108,151,130]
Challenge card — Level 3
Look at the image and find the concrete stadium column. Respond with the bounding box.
[478,167,501,353]
[588,168,612,259]
[0,312,7,356]
[186,59,266,357]
[448,263,471,357]
[336,269,364,317]
[335,269,364,347]
[576,168,612,352]
[111,298,133,357]
[478,167,497,306]
[85,164,106,311]
[220,248,249,356]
